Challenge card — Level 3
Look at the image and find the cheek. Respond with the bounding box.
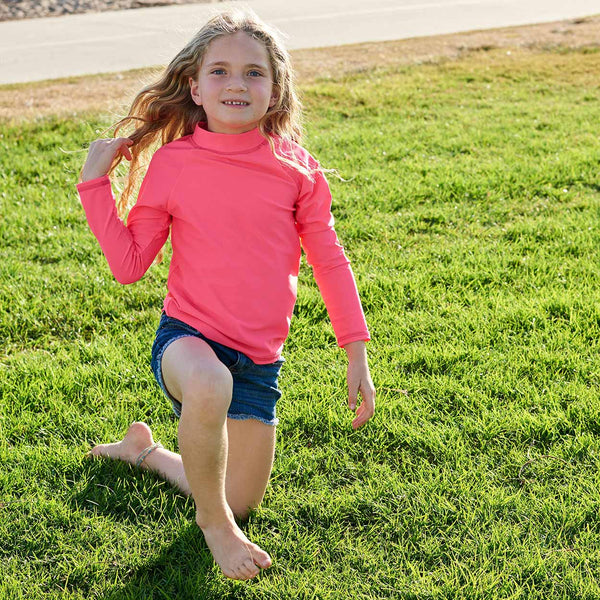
[199,79,220,99]
[258,82,276,103]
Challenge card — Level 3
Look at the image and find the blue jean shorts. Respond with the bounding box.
[150,313,283,426]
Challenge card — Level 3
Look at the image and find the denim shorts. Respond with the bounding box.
[150,313,283,426]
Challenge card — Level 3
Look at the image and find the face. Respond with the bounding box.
[189,31,278,135]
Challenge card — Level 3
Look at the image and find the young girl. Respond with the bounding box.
[78,9,375,581]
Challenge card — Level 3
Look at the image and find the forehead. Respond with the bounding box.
[204,31,270,67]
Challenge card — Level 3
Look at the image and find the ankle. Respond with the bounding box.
[196,509,236,532]
[135,442,163,469]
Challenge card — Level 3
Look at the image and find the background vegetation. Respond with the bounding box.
[1,45,600,598]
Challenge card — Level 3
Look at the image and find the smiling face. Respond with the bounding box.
[189,31,278,135]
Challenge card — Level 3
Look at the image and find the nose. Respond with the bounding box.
[226,75,247,92]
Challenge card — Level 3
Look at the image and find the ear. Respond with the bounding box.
[189,76,202,106]
[268,85,279,108]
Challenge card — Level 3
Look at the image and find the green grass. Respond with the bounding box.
[2,46,600,598]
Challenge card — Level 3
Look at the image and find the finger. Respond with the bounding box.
[352,406,374,429]
[348,384,358,412]
[109,137,131,147]
[351,388,375,429]
[105,138,133,161]
[121,145,133,161]
[122,138,134,160]
[352,402,373,429]
[351,411,362,429]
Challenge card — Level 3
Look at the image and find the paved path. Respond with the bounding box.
[1,0,599,84]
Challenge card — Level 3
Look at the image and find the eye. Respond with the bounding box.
[248,70,263,77]
[210,68,226,75]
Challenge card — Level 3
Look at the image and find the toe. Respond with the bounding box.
[221,566,237,580]
[240,559,259,580]
[89,445,105,457]
[251,546,272,569]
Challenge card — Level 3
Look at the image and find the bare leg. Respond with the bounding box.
[224,418,275,519]
[89,419,275,511]
[89,422,191,495]
[89,339,276,580]
[159,336,272,580]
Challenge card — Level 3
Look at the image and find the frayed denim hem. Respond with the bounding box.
[227,413,279,427]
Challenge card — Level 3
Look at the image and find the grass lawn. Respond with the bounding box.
[1,44,600,599]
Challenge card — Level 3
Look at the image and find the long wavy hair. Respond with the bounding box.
[108,8,306,217]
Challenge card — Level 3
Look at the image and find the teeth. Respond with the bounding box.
[224,101,248,106]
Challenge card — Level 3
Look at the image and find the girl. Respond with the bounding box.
[78,9,375,581]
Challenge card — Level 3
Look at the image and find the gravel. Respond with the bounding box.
[0,0,221,22]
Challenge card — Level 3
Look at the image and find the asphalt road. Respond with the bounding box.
[1,0,599,84]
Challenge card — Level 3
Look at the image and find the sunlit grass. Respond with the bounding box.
[1,46,600,599]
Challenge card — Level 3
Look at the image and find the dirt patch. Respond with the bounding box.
[1,15,598,122]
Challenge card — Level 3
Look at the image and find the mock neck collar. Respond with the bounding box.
[191,123,267,154]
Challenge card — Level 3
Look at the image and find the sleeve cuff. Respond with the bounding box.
[338,333,371,348]
[76,174,111,192]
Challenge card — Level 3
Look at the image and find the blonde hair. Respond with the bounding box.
[108,8,306,217]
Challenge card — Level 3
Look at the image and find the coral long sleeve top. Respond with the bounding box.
[77,124,369,364]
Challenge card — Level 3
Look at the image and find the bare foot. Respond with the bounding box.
[88,422,154,466]
[200,516,272,580]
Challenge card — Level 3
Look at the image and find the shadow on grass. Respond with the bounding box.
[66,458,248,599]
[98,526,224,600]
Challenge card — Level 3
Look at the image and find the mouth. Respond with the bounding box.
[222,100,250,106]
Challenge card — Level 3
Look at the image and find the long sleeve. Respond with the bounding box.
[295,167,370,347]
[76,152,176,284]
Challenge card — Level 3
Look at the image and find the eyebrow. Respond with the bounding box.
[205,61,269,70]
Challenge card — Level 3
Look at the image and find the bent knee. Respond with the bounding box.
[181,363,233,415]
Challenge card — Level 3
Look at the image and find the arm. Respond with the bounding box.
[295,165,375,428]
[295,169,370,345]
[77,138,173,284]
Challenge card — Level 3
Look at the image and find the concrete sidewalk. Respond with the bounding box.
[1,0,599,85]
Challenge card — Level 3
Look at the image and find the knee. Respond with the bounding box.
[180,363,232,420]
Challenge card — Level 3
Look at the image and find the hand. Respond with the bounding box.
[80,137,133,183]
[344,341,375,429]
